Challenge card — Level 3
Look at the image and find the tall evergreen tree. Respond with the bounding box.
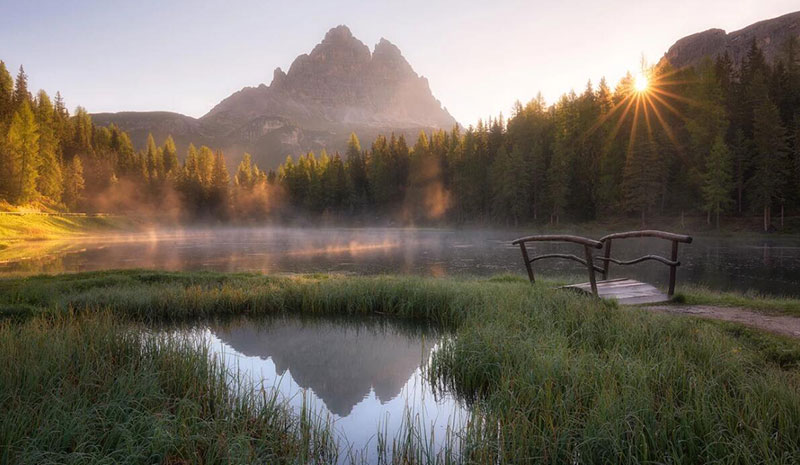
[62,156,84,209]
[750,99,788,231]
[4,100,40,204]
[0,61,13,126]
[12,65,29,110]
[34,90,62,201]
[162,135,179,177]
[702,135,734,228]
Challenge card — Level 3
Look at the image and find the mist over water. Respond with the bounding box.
[2,226,800,296]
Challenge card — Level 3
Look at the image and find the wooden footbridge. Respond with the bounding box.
[512,230,693,305]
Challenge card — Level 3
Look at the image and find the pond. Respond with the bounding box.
[2,226,800,296]
[163,316,466,463]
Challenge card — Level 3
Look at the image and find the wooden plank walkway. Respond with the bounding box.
[563,278,670,305]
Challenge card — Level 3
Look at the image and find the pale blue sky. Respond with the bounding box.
[1,0,797,125]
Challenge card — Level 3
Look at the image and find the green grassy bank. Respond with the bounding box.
[2,271,800,464]
[0,213,132,246]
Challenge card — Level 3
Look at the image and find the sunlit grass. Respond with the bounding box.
[2,271,800,463]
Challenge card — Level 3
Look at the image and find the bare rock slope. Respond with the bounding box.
[663,11,800,69]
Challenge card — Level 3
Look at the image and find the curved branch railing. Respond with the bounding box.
[512,230,692,297]
[512,235,603,295]
[597,230,692,296]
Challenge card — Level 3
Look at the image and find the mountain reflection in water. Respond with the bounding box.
[213,317,434,416]
[181,316,466,460]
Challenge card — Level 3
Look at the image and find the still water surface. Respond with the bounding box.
[165,316,465,462]
[3,226,800,295]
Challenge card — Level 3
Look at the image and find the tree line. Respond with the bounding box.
[1,37,798,230]
[270,38,799,230]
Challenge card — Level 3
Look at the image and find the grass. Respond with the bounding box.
[0,312,337,464]
[0,212,132,245]
[1,270,800,463]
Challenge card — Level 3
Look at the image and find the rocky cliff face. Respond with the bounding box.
[663,11,800,69]
[93,26,456,170]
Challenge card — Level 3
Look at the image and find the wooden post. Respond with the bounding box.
[601,240,612,280]
[519,243,535,283]
[584,245,598,296]
[668,240,679,296]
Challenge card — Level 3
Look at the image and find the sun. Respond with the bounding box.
[633,71,649,93]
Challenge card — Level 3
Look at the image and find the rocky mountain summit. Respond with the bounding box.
[663,11,800,69]
[93,25,456,169]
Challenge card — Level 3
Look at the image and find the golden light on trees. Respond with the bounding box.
[587,63,694,153]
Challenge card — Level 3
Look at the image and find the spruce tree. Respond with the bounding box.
[12,66,29,110]
[702,135,734,228]
[750,99,788,231]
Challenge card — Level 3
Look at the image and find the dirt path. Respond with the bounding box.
[643,305,800,339]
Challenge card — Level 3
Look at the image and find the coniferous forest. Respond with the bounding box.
[1,38,799,231]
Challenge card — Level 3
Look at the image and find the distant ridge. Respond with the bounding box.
[92,25,456,170]
[662,11,800,69]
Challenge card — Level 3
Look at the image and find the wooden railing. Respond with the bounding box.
[597,230,692,296]
[512,230,693,297]
[511,235,603,295]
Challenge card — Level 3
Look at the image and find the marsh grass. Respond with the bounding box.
[0,311,338,464]
[2,270,800,463]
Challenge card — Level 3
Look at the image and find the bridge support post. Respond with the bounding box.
[668,240,679,296]
[601,240,612,280]
[583,245,598,296]
[519,243,535,283]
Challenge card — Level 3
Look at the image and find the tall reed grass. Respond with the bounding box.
[1,270,800,463]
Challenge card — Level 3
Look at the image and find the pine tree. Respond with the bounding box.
[5,100,40,204]
[702,135,734,228]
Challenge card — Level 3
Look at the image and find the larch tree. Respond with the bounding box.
[0,61,13,126]
[235,153,255,189]
[34,90,63,202]
[162,136,179,177]
[62,156,85,209]
[5,100,40,204]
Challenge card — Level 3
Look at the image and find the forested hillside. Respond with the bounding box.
[1,36,798,229]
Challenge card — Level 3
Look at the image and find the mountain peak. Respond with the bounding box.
[95,25,457,170]
[324,25,354,41]
[663,10,800,69]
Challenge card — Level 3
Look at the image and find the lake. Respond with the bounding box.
[2,226,800,296]
[162,316,466,463]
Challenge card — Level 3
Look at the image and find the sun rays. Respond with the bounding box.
[587,63,699,159]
